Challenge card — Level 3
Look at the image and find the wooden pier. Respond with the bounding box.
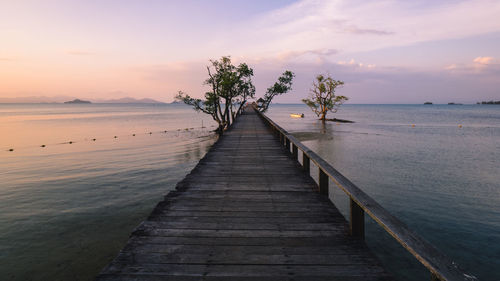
[96,107,475,281]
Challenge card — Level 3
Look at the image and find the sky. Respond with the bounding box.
[1,0,500,103]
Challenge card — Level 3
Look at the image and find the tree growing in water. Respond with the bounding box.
[302,74,348,121]
[177,56,295,133]
[258,71,295,113]
[176,56,255,134]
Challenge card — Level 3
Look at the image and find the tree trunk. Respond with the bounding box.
[224,100,231,127]
[216,124,224,135]
[320,111,327,121]
[237,102,245,116]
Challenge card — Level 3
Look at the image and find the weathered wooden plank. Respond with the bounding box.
[138,220,344,231]
[162,205,337,213]
[184,175,316,182]
[178,186,316,192]
[150,210,343,218]
[126,236,372,248]
[160,200,336,209]
[132,227,345,238]
[147,216,344,224]
[165,190,331,202]
[114,252,380,266]
[97,274,392,281]
[123,241,372,254]
[101,264,390,277]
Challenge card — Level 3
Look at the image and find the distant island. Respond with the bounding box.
[448,102,463,105]
[424,102,432,104]
[477,101,500,104]
[64,99,91,104]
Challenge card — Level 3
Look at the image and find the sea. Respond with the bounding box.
[0,103,499,280]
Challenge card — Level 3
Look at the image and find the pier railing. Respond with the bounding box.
[255,108,476,281]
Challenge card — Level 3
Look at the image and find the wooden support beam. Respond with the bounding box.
[350,199,365,239]
[319,169,329,195]
[292,144,298,161]
[303,153,310,175]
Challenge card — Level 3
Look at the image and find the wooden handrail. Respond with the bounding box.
[254,107,477,281]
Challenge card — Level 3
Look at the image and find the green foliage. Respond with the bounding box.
[176,56,255,134]
[302,74,348,120]
[259,71,295,112]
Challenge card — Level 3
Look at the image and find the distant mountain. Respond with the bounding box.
[93,97,165,104]
[64,99,91,104]
[0,96,165,104]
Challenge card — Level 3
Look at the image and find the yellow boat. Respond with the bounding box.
[290,113,304,118]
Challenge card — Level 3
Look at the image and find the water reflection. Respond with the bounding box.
[0,104,217,281]
[267,104,500,281]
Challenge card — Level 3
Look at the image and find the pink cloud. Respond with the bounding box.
[444,57,500,74]
[473,56,495,65]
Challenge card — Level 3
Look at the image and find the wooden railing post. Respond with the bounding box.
[431,273,441,281]
[303,153,310,174]
[285,137,290,152]
[349,198,365,238]
[292,144,298,161]
[279,133,284,146]
[318,169,328,195]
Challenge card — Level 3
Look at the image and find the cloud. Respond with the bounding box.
[473,56,494,65]
[275,48,338,63]
[263,59,500,104]
[336,59,376,69]
[444,64,458,70]
[240,0,500,59]
[0,57,16,61]
[344,25,394,35]
[445,57,500,74]
[132,61,209,98]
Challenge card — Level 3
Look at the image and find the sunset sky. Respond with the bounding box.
[1,0,500,103]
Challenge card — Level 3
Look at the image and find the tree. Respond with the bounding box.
[258,71,295,112]
[176,56,255,134]
[302,74,348,121]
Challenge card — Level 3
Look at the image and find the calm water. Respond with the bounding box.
[267,104,500,280]
[1,104,499,280]
[0,103,217,281]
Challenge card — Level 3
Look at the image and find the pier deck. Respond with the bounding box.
[96,108,392,281]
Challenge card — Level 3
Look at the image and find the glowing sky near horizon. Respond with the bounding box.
[1,0,500,103]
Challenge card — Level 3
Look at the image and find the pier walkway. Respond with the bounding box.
[96,108,392,280]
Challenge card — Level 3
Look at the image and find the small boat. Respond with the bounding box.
[290,113,304,118]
